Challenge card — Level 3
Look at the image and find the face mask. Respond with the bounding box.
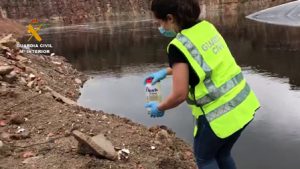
[158,26,177,38]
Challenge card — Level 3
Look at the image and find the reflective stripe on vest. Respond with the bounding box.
[186,72,244,106]
[206,83,250,122]
[176,33,249,122]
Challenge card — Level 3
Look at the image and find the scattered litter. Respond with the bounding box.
[151,146,156,150]
[51,61,62,66]
[117,148,130,160]
[16,127,25,133]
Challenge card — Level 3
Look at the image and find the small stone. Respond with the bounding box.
[22,156,42,164]
[20,77,27,85]
[154,140,161,145]
[29,73,36,80]
[47,132,54,137]
[101,115,108,120]
[151,146,156,150]
[22,151,35,158]
[0,132,11,140]
[0,34,17,49]
[0,140,11,157]
[3,71,17,83]
[184,151,193,159]
[10,131,30,140]
[16,55,28,62]
[9,114,25,125]
[27,81,35,88]
[75,78,82,85]
[0,120,6,127]
[155,129,173,145]
[64,130,71,137]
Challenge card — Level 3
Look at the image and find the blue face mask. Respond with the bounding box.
[158,26,177,38]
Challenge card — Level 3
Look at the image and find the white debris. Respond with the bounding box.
[117,148,130,160]
[51,61,62,65]
[74,78,82,85]
[151,146,156,150]
[29,73,36,80]
[17,126,26,133]
[101,115,108,120]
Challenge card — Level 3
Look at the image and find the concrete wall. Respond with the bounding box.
[0,0,151,24]
[0,0,293,24]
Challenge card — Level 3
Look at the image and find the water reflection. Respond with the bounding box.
[37,20,169,73]
[211,14,300,89]
[37,17,300,90]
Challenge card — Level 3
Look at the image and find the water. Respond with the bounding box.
[31,16,300,168]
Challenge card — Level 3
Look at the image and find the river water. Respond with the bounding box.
[34,15,300,168]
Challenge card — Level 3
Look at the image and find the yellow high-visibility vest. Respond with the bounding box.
[168,20,260,138]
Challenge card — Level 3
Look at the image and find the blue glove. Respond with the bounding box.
[144,69,167,85]
[144,102,165,118]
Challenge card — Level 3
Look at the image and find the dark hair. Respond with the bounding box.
[151,0,201,29]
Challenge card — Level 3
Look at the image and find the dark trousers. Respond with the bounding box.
[193,115,248,169]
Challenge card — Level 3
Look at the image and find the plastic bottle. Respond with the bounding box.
[145,78,162,111]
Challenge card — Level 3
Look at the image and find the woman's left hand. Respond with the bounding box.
[145,101,165,118]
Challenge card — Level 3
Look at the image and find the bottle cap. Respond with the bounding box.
[146,78,153,84]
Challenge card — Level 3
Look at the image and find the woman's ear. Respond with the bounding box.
[166,14,175,23]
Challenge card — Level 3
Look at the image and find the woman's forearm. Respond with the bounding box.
[159,64,189,111]
[158,92,186,111]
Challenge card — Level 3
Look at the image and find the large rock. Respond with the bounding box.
[3,71,17,83]
[0,34,17,50]
[0,66,14,75]
[72,130,117,161]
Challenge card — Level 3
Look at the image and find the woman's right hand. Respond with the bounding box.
[144,68,168,85]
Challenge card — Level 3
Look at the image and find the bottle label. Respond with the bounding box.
[145,83,161,103]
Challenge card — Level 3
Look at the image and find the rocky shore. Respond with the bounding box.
[0,22,196,169]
